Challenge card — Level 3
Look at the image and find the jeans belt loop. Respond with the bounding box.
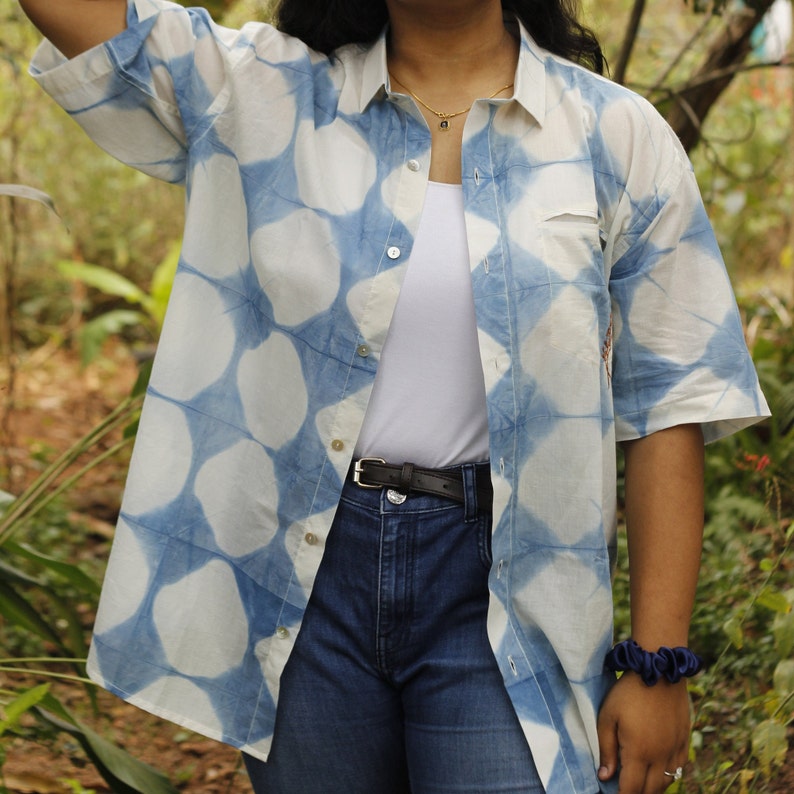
[461,463,478,522]
[399,462,414,493]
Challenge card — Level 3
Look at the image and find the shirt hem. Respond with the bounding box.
[615,387,770,444]
[85,659,273,764]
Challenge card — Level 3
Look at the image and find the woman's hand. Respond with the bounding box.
[597,672,690,793]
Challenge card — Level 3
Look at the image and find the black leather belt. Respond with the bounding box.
[352,458,492,508]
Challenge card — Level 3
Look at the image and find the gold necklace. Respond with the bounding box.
[389,75,514,131]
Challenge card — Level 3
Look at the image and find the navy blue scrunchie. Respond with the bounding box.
[604,639,704,686]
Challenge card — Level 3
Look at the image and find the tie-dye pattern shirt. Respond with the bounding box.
[31,1,769,791]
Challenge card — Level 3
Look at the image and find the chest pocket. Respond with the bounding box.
[540,211,609,367]
[540,211,605,287]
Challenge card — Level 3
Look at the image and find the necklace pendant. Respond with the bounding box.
[439,119,450,131]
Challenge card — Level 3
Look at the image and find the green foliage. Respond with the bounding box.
[0,399,160,790]
[36,694,179,794]
[0,684,50,738]
[0,407,182,791]
[751,721,789,778]
[0,165,162,790]
[0,681,179,794]
[60,780,97,794]
[691,72,793,282]
[173,0,275,24]
[58,240,180,365]
[687,296,794,791]
[0,0,184,349]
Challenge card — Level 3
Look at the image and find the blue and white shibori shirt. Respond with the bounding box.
[31,1,769,791]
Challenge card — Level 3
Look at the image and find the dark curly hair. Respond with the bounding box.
[275,0,604,74]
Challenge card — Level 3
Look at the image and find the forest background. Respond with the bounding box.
[0,0,793,792]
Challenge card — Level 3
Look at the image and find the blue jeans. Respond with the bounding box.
[245,464,543,793]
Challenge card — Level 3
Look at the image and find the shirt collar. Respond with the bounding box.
[355,16,547,126]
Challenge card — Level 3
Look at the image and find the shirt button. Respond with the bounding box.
[305,532,318,545]
[387,246,401,259]
[356,344,370,357]
[275,626,290,639]
[407,159,421,172]
[331,439,345,452]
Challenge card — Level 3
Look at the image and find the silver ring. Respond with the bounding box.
[664,767,683,782]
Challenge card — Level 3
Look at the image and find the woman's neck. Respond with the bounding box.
[384,0,519,185]
[385,0,518,92]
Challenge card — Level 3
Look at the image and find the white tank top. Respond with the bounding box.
[354,181,490,467]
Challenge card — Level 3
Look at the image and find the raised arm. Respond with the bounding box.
[19,0,127,58]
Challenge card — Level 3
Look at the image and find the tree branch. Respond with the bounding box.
[613,0,647,85]
[635,57,793,102]
[660,0,777,151]
[648,6,717,95]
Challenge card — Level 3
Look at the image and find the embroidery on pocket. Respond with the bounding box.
[601,313,613,388]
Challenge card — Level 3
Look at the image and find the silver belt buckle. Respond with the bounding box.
[352,457,386,488]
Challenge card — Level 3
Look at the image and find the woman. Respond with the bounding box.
[20,1,768,792]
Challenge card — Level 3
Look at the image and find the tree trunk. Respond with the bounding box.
[662,0,777,152]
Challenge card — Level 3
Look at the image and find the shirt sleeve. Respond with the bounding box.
[607,108,770,444]
[28,0,295,184]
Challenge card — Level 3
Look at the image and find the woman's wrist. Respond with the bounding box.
[605,639,703,687]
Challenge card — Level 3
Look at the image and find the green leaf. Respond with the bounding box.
[750,720,788,775]
[772,659,794,696]
[148,240,180,329]
[0,548,93,662]
[757,586,792,614]
[130,357,154,400]
[773,609,794,657]
[723,614,744,649]
[0,183,59,216]
[78,310,148,366]
[0,556,44,587]
[0,683,51,737]
[4,541,101,597]
[123,417,141,439]
[58,261,148,305]
[751,336,777,362]
[36,695,179,794]
[84,308,147,335]
[0,581,63,646]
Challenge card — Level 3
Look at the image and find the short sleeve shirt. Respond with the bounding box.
[31,2,769,791]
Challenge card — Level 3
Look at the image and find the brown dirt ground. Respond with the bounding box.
[2,342,792,793]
